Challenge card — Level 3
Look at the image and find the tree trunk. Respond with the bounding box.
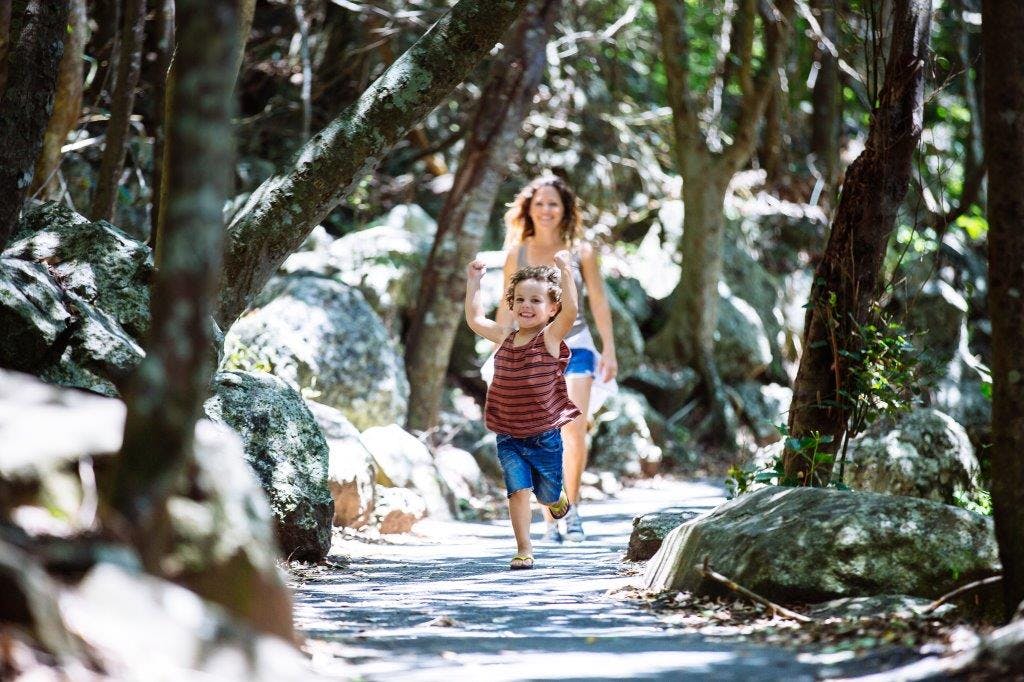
[83,0,119,104]
[0,0,13,94]
[982,0,1024,622]
[153,0,252,261]
[404,0,560,432]
[90,0,146,222]
[146,0,174,243]
[650,0,793,443]
[0,0,70,250]
[214,0,531,328]
[785,0,931,485]
[760,85,785,185]
[110,0,237,571]
[29,0,86,200]
[810,0,840,199]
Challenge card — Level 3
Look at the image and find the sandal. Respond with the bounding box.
[547,489,570,520]
[509,555,535,570]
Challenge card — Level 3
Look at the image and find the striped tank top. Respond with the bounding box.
[484,327,582,438]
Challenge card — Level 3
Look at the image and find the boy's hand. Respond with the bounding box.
[466,259,486,283]
[553,250,572,270]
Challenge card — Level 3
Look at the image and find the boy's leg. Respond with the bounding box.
[508,489,534,557]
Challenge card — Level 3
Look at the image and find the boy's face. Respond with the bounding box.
[512,279,559,331]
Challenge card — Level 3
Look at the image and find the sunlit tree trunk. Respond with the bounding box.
[404,0,560,432]
[214,0,531,327]
[90,0,146,222]
[0,0,69,249]
[146,0,174,243]
[785,0,931,485]
[982,0,1024,622]
[650,0,794,442]
[29,0,86,200]
[110,0,237,570]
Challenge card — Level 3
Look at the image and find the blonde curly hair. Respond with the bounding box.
[502,175,582,249]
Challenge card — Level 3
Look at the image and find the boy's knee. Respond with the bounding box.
[508,488,532,500]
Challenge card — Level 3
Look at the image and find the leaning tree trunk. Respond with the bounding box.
[90,0,146,222]
[810,0,841,200]
[982,0,1024,622]
[29,0,86,200]
[110,0,237,571]
[146,0,174,243]
[785,0,931,485]
[404,0,560,432]
[0,1,14,103]
[0,0,69,249]
[214,0,530,327]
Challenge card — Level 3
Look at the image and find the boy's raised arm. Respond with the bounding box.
[547,250,578,342]
[465,259,508,345]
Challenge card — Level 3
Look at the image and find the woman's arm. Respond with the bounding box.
[579,241,618,382]
[465,260,509,345]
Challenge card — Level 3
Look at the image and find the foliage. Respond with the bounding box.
[954,487,992,516]
[223,344,274,374]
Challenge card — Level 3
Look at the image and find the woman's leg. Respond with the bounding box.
[508,489,534,556]
[562,376,593,504]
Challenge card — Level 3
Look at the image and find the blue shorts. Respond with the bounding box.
[565,347,597,377]
[495,428,564,504]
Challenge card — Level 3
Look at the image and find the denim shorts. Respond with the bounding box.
[565,347,597,378]
[495,428,564,504]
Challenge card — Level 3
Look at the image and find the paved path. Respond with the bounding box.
[293,480,908,681]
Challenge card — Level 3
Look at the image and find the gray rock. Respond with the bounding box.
[583,285,644,378]
[723,240,789,381]
[372,485,428,534]
[205,370,333,562]
[0,541,81,659]
[626,509,701,561]
[306,400,376,529]
[360,425,454,520]
[715,283,773,382]
[843,408,980,504]
[590,389,662,477]
[606,276,653,329]
[621,366,700,417]
[225,275,409,430]
[4,207,153,341]
[806,594,952,620]
[435,444,488,502]
[733,382,792,444]
[11,201,89,242]
[644,486,999,603]
[0,258,71,371]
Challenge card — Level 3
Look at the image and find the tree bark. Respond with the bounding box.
[0,0,69,250]
[110,0,237,570]
[810,0,841,199]
[29,0,86,200]
[785,0,931,485]
[214,0,531,328]
[90,0,146,222]
[650,0,794,442]
[147,0,174,243]
[0,0,13,94]
[404,0,560,432]
[982,0,1024,622]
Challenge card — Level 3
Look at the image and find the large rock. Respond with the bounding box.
[280,204,434,337]
[715,282,773,382]
[733,381,792,444]
[225,275,409,430]
[583,284,644,378]
[0,258,72,371]
[204,370,333,562]
[360,425,454,520]
[626,509,701,561]
[372,485,428,534]
[0,370,294,639]
[4,203,153,341]
[306,401,376,529]
[434,444,488,503]
[621,366,700,417]
[590,389,663,477]
[843,408,980,504]
[644,486,999,603]
[722,239,789,382]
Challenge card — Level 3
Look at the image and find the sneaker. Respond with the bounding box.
[540,522,563,544]
[563,505,585,543]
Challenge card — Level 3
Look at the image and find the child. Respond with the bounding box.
[465,252,581,570]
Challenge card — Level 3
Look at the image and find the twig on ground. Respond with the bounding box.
[696,555,813,624]
[922,575,1002,615]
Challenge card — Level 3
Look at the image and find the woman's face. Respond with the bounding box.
[528,185,565,235]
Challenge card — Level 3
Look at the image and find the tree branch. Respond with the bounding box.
[215,0,530,326]
[697,556,813,623]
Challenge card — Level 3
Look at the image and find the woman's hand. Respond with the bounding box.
[598,346,618,383]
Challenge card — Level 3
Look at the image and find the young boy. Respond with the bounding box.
[464,251,581,570]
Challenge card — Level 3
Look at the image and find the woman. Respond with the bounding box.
[496,175,618,543]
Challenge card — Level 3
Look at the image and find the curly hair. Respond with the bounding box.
[504,265,562,312]
[502,175,582,249]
